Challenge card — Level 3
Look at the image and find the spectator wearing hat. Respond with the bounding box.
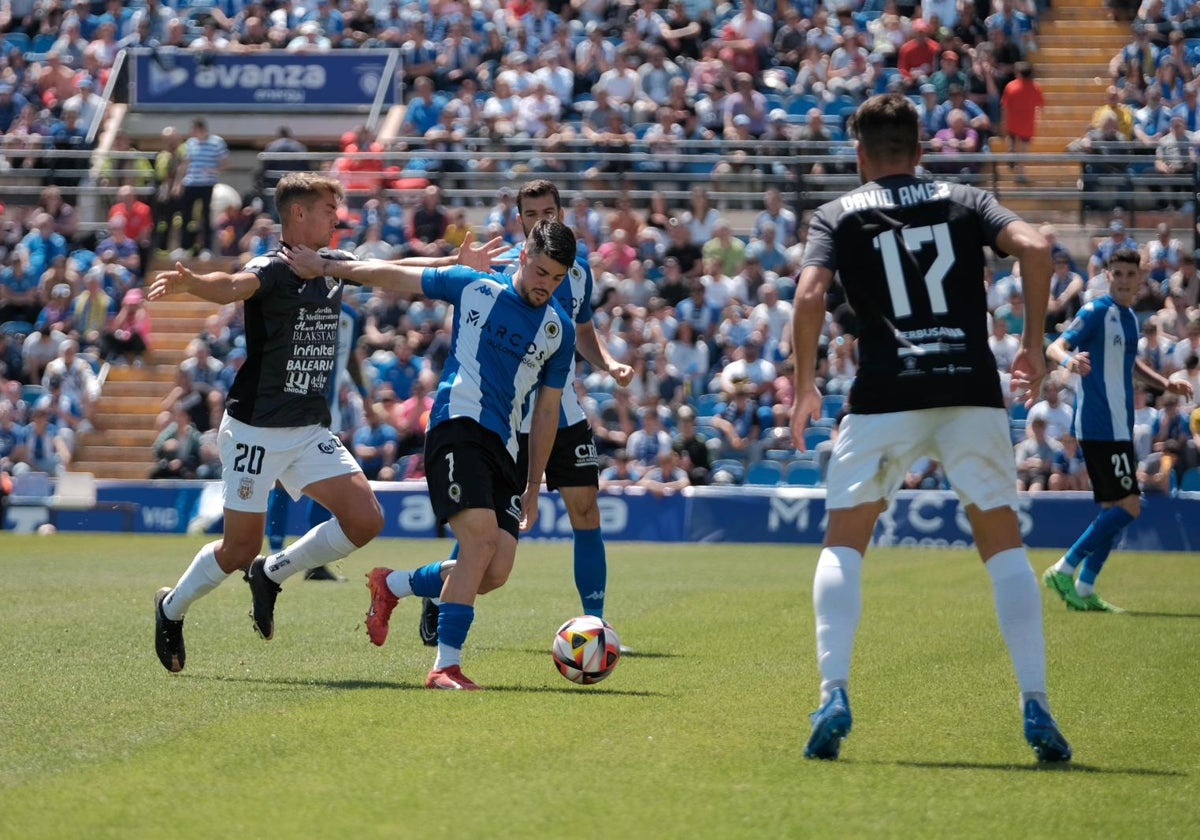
[930,49,969,101]
[935,82,992,136]
[62,75,103,131]
[1000,61,1045,183]
[898,18,941,87]
[99,287,150,364]
[287,20,332,52]
[1089,220,1138,277]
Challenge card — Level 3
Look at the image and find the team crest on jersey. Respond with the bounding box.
[569,265,584,282]
[545,321,560,339]
[448,483,462,502]
[238,476,255,500]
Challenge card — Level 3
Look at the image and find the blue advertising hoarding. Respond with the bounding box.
[129,48,401,111]
[11,481,1198,554]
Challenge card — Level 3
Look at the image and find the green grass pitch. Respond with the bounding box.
[0,535,1197,838]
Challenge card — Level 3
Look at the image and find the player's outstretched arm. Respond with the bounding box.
[790,264,833,450]
[1134,356,1195,399]
[147,261,261,304]
[386,232,512,272]
[520,384,563,533]
[1046,337,1091,377]
[282,244,426,296]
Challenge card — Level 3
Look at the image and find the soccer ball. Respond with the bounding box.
[551,616,621,685]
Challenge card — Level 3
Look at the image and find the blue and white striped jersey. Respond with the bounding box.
[421,266,576,459]
[1061,295,1139,442]
[499,244,594,431]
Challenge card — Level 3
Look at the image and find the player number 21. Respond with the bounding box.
[873,222,954,318]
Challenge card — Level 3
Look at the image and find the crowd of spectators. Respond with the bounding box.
[10,0,1200,498]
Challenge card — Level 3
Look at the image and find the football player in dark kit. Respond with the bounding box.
[148,172,500,673]
[789,94,1072,763]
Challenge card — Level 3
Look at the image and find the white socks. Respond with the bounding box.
[434,640,461,669]
[386,570,414,598]
[264,519,358,584]
[986,548,1048,704]
[813,546,863,703]
[162,541,228,621]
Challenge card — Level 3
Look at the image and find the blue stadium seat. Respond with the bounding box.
[802,427,832,450]
[745,460,783,486]
[1181,467,1200,492]
[710,458,745,485]
[22,384,45,405]
[821,394,845,419]
[788,94,821,116]
[30,33,57,53]
[693,392,724,417]
[587,391,614,408]
[2,32,30,53]
[1,320,35,340]
[1010,401,1029,423]
[785,462,822,486]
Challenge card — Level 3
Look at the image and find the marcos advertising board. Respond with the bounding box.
[129,48,400,111]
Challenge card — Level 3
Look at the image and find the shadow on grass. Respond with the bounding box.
[1122,611,1200,620]
[183,673,668,697]
[891,760,1185,777]
[513,647,683,660]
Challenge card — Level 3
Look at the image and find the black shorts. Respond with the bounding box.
[1080,439,1141,503]
[425,418,523,540]
[516,420,600,492]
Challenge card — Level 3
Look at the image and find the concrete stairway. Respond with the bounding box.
[70,295,219,480]
[994,0,1132,216]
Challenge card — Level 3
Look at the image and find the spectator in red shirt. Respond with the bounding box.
[109,184,154,270]
[898,19,941,88]
[1000,61,1045,184]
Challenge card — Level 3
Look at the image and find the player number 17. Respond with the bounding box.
[874,222,954,318]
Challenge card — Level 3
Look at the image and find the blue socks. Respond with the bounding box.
[1077,507,1134,587]
[410,561,448,598]
[1062,506,1135,573]
[437,602,474,651]
[573,527,607,618]
[266,486,289,552]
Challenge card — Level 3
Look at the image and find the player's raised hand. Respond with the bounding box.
[454,231,512,272]
[609,362,634,387]
[147,262,198,300]
[790,386,824,450]
[1011,346,1048,408]
[280,244,325,279]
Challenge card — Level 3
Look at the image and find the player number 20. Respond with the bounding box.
[874,222,954,318]
[233,443,266,475]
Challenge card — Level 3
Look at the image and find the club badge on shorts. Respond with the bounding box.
[238,476,255,500]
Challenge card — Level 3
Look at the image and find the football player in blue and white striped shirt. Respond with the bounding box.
[1043,248,1193,612]
[284,220,578,690]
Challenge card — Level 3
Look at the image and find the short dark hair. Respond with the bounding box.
[1107,247,1141,268]
[848,93,920,167]
[517,179,562,214]
[275,172,345,220]
[525,219,576,269]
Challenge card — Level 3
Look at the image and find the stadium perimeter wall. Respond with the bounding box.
[11,482,1199,553]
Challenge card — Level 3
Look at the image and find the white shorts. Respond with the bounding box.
[825,406,1018,512]
[217,413,362,513]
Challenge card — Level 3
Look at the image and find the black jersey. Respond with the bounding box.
[226,247,358,428]
[803,174,1018,414]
